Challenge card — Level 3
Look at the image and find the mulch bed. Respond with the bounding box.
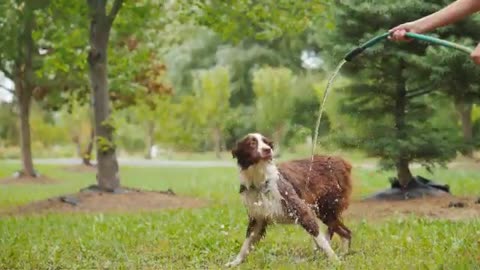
[1,187,208,216]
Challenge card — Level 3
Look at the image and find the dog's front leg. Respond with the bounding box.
[226,218,267,267]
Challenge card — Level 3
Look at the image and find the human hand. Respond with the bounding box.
[470,43,480,65]
[389,21,424,41]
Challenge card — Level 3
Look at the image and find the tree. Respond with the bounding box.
[215,44,283,106]
[189,1,333,42]
[252,66,296,154]
[164,26,222,96]
[0,0,49,177]
[127,60,173,159]
[316,0,459,187]
[411,37,480,157]
[1,0,93,175]
[86,0,124,191]
[193,66,232,158]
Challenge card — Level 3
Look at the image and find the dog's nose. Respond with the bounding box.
[262,148,272,155]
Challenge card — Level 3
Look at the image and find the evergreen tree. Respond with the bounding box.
[409,13,480,157]
[315,0,460,187]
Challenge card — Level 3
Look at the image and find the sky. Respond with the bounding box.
[0,72,14,103]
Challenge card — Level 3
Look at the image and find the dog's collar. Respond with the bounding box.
[239,179,271,194]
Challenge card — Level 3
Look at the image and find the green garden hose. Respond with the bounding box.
[344,32,473,62]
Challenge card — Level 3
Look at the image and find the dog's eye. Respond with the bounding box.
[249,140,257,148]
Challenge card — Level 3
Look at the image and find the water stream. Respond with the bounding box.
[307,60,347,179]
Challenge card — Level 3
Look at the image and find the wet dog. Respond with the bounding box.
[226,133,353,267]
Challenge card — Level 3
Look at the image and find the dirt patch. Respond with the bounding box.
[448,160,480,170]
[346,196,480,222]
[63,164,97,173]
[0,175,59,185]
[2,188,208,216]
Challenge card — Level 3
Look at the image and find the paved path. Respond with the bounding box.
[1,158,415,170]
[2,158,236,168]
[2,158,427,170]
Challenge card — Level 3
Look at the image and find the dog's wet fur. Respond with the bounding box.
[226,133,353,267]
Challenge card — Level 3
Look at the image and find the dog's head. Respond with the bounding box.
[231,133,274,169]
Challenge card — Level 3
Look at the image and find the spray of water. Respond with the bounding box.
[307,60,347,180]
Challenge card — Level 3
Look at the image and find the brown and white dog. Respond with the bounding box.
[226,133,353,267]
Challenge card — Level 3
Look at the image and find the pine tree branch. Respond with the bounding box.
[407,88,438,99]
[108,0,124,23]
[406,83,431,94]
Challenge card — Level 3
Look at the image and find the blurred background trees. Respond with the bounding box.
[0,0,479,186]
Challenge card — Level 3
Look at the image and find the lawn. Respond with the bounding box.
[0,161,479,269]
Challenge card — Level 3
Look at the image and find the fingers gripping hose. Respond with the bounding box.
[344,32,473,62]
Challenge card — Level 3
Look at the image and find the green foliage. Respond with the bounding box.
[0,102,18,146]
[316,0,460,172]
[223,105,256,148]
[164,26,222,95]
[284,74,330,147]
[34,0,89,109]
[189,0,334,42]
[96,136,115,154]
[253,66,296,146]
[407,17,480,154]
[193,66,231,128]
[0,1,29,77]
[30,109,69,147]
[192,66,232,154]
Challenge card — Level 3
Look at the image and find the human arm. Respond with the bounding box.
[390,0,480,41]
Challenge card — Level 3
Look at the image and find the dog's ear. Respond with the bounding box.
[231,145,238,158]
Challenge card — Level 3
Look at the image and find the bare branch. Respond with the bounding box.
[0,85,14,94]
[0,67,13,79]
[108,0,124,23]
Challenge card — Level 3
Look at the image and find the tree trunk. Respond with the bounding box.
[212,127,221,159]
[394,64,413,187]
[87,0,123,191]
[15,7,36,177]
[82,127,95,166]
[145,121,155,159]
[454,98,474,158]
[17,77,35,177]
[395,158,413,188]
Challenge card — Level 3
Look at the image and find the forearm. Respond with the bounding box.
[415,0,480,32]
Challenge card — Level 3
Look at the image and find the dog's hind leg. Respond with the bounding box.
[290,204,337,260]
[279,182,338,261]
[327,219,352,254]
[226,218,267,267]
[337,221,352,253]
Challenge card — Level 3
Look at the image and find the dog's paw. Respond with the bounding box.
[225,258,243,268]
[330,255,342,266]
[326,253,340,264]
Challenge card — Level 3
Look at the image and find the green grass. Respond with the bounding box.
[0,162,479,269]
